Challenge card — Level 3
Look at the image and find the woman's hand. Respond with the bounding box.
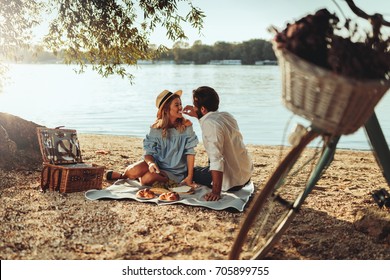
[148,162,161,174]
[180,176,195,187]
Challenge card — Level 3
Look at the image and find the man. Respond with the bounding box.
[183,86,253,201]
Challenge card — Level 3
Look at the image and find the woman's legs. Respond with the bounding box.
[124,160,169,186]
[105,170,123,180]
[123,160,149,179]
[106,160,148,181]
[139,171,169,186]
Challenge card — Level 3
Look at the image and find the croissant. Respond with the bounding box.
[159,192,180,201]
[136,188,155,199]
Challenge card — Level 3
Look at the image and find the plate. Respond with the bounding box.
[169,185,194,194]
[136,195,155,200]
[150,187,170,195]
[157,198,178,203]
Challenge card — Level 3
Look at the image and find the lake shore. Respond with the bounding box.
[1,134,389,260]
[3,64,389,150]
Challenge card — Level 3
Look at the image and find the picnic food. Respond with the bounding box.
[136,188,155,199]
[150,187,169,195]
[170,185,194,194]
[158,192,180,201]
[274,8,390,80]
[150,179,178,194]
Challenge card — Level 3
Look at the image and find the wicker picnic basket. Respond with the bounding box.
[37,127,105,193]
[273,42,390,135]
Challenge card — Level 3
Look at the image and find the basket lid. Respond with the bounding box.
[37,127,83,164]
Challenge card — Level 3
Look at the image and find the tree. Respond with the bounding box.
[0,0,204,169]
[0,0,204,81]
[240,39,268,64]
[191,42,213,64]
[213,41,232,60]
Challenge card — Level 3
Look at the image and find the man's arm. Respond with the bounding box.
[204,170,223,201]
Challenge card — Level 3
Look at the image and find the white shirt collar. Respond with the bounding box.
[199,111,217,124]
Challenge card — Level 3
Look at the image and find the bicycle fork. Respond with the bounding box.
[294,133,340,210]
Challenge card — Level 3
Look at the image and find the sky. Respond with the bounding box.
[148,0,390,47]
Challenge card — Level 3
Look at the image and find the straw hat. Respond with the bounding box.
[156,89,182,118]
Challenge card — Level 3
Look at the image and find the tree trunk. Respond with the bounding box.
[0,112,43,170]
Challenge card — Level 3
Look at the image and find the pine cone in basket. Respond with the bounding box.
[275,8,390,80]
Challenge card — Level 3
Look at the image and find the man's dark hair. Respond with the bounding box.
[192,86,219,112]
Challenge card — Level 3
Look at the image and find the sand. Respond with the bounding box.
[0,134,389,260]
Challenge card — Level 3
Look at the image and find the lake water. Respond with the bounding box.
[0,63,389,150]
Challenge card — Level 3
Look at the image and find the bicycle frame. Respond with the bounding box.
[228,112,390,260]
[229,1,390,259]
[293,133,340,210]
[294,111,390,211]
[364,112,390,185]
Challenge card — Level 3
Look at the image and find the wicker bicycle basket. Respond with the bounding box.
[273,42,390,135]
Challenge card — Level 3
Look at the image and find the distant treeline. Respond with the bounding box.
[4,39,276,65]
[160,39,276,65]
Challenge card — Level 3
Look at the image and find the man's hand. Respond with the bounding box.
[183,105,198,118]
[204,191,221,201]
[204,170,223,201]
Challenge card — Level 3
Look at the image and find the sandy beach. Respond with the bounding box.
[1,133,390,260]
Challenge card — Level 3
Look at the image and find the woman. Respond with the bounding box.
[106,89,199,186]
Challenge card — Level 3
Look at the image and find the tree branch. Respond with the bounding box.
[345,0,390,26]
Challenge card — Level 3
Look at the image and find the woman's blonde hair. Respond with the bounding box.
[152,94,189,137]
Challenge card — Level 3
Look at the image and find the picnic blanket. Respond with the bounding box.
[85,179,255,212]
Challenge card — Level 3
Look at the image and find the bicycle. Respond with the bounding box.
[228,1,390,260]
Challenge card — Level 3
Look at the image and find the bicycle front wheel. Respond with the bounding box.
[229,129,324,260]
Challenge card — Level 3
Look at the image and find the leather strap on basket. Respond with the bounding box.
[40,165,50,192]
[51,168,62,192]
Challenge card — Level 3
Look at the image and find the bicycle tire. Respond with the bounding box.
[229,129,323,260]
